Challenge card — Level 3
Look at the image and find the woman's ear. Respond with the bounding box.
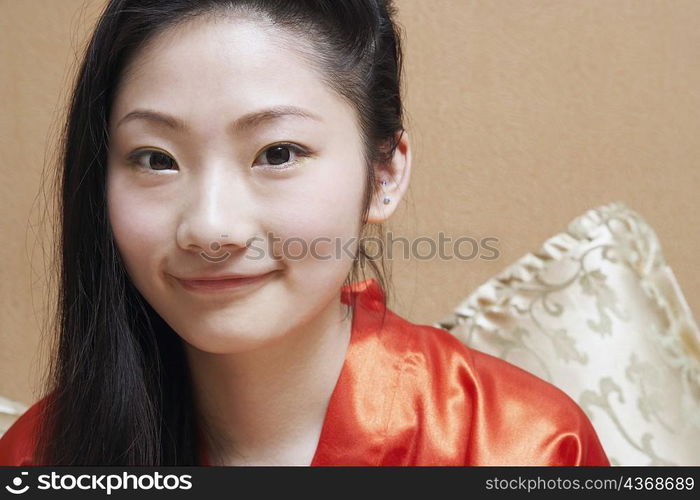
[365,129,412,224]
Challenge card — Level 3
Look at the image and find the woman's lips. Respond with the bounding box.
[176,271,276,293]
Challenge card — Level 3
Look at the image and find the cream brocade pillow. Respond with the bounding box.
[0,395,28,438]
[435,201,700,465]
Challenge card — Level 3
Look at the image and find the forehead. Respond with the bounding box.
[109,13,352,133]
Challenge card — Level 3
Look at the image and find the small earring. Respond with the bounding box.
[380,180,391,204]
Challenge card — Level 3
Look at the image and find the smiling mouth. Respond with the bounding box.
[175,271,277,293]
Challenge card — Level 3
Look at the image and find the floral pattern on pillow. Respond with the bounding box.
[435,201,700,465]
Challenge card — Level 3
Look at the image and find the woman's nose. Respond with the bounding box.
[175,167,257,256]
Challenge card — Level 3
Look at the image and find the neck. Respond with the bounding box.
[184,291,353,466]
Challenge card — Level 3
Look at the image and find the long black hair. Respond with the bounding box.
[36,0,405,465]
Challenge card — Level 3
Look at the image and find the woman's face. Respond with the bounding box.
[106,14,369,353]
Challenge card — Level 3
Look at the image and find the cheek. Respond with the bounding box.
[107,174,167,279]
[271,164,366,261]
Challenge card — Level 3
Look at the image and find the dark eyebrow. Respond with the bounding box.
[115,105,323,132]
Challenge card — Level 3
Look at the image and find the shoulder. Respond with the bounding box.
[0,395,50,466]
[382,313,609,465]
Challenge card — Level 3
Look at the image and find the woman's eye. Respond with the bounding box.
[254,143,308,169]
[127,150,178,174]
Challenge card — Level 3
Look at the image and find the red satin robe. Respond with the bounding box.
[1,278,610,466]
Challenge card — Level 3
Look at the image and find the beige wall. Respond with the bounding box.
[2,0,698,406]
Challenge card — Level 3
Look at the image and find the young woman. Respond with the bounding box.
[0,0,609,466]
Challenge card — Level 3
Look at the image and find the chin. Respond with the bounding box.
[180,329,280,355]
